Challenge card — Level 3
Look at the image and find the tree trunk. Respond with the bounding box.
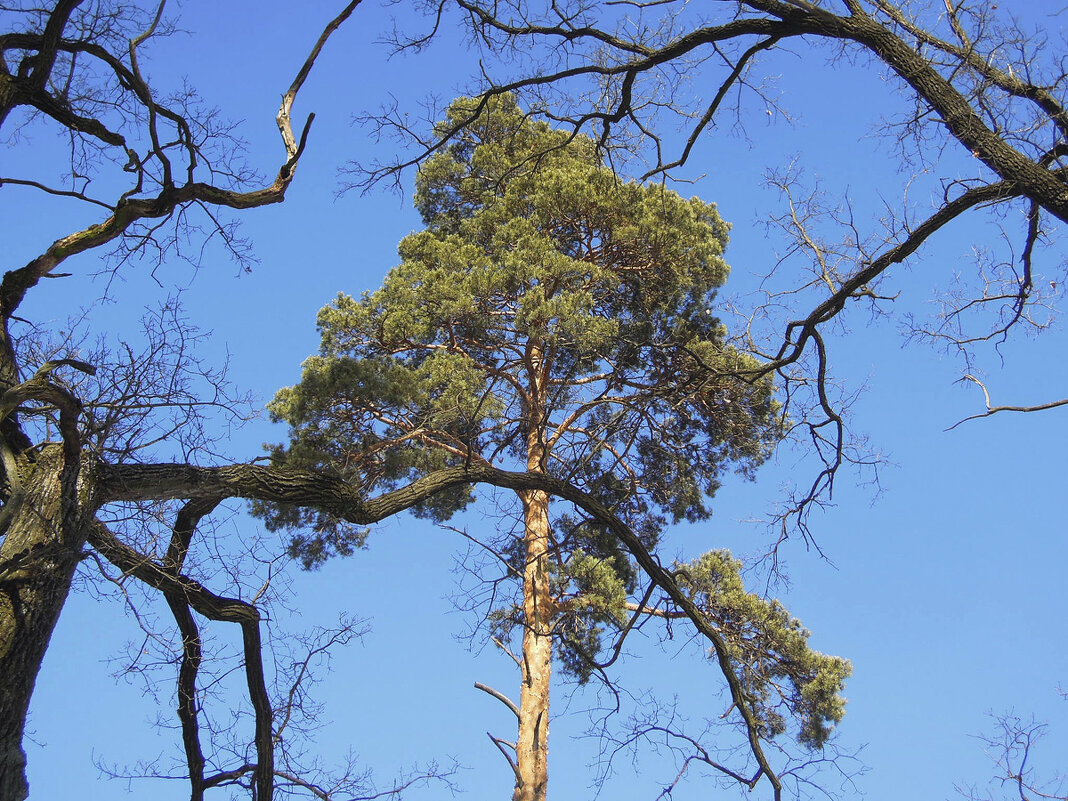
[515,484,552,801]
[0,447,88,801]
[515,337,553,801]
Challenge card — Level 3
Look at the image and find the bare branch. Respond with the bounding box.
[946,375,1068,430]
[475,681,521,720]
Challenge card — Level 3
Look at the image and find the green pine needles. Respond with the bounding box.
[266,94,848,769]
[269,93,780,554]
[675,551,851,749]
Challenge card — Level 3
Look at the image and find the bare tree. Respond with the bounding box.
[0,2,370,797]
[956,704,1068,801]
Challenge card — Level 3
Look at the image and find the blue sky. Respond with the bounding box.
[5,1,1066,799]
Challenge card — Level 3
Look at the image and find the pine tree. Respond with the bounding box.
[268,95,841,800]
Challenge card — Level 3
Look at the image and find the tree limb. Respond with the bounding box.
[87,518,275,799]
[475,681,521,720]
[946,375,1068,430]
[96,459,787,796]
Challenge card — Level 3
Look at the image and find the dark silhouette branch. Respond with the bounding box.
[96,458,789,796]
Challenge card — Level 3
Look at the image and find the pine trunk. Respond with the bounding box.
[0,447,88,801]
[514,484,552,801]
[515,339,553,801]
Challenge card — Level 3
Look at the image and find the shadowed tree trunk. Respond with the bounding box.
[0,447,91,801]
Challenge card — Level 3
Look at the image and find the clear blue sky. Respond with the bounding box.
[5,1,1066,799]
